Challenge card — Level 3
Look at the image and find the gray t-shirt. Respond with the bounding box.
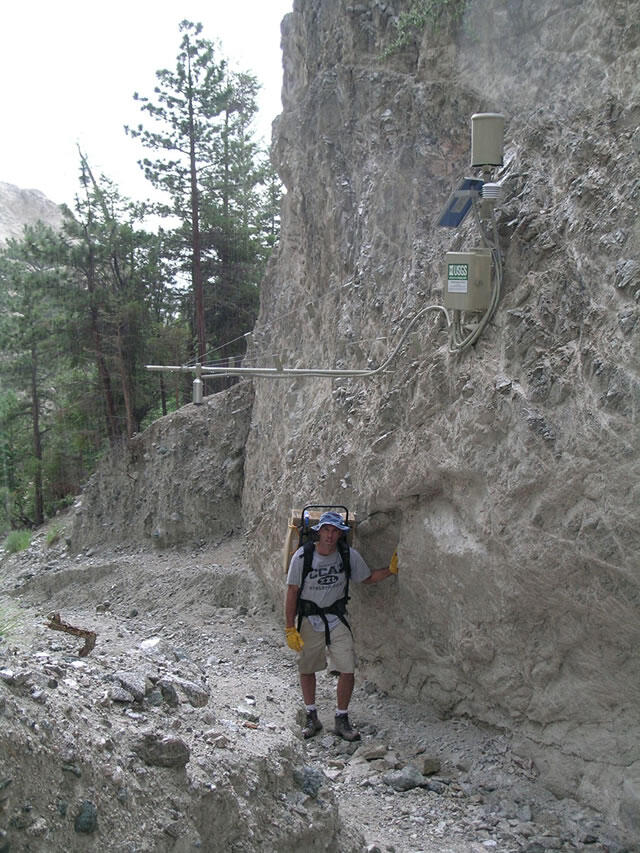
[287,545,371,632]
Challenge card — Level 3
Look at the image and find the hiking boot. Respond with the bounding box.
[302,709,323,739]
[334,713,360,742]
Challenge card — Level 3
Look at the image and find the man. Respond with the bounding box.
[285,510,398,741]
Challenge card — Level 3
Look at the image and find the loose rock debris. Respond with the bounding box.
[0,530,633,853]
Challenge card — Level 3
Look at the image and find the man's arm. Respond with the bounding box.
[361,550,398,584]
[285,584,299,627]
[362,567,393,584]
[285,584,304,652]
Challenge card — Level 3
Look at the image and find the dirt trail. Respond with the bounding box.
[0,528,629,852]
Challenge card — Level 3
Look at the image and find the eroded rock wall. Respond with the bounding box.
[242,0,640,835]
[71,382,253,551]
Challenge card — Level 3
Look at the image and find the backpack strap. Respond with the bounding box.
[296,541,316,633]
[337,537,351,601]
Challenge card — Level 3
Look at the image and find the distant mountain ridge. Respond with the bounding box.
[0,180,63,245]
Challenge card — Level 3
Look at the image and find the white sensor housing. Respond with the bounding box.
[471,113,505,168]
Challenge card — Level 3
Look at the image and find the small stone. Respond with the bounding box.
[382,766,425,792]
[25,816,47,838]
[421,756,441,776]
[110,687,135,703]
[113,671,146,703]
[293,765,324,798]
[133,733,190,768]
[74,800,98,834]
[167,675,209,708]
[236,706,260,723]
[355,742,387,761]
[517,803,533,822]
[146,688,163,706]
[424,779,447,794]
[158,679,179,706]
[164,820,183,839]
[528,837,562,851]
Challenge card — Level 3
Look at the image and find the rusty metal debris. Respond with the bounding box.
[45,612,96,657]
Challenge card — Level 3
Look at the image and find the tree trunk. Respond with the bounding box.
[187,58,206,364]
[159,374,167,417]
[84,235,119,443]
[29,344,44,526]
[116,325,136,439]
[90,304,119,443]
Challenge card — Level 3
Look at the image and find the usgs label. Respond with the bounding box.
[448,263,468,293]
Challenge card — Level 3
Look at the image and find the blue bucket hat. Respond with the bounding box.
[311,511,350,532]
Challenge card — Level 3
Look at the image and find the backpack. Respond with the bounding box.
[294,505,352,645]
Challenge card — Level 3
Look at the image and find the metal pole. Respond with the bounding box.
[146,364,376,379]
[192,363,203,404]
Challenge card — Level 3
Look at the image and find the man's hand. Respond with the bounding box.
[363,551,399,585]
[286,626,304,652]
[389,550,398,575]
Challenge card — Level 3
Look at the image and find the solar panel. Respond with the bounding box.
[436,177,484,228]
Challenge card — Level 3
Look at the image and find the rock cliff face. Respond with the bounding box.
[66,0,639,838]
[0,181,63,244]
[240,0,640,835]
[71,382,253,550]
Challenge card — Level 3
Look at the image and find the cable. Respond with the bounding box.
[358,304,450,376]
[152,174,505,376]
[147,302,450,380]
[186,271,409,368]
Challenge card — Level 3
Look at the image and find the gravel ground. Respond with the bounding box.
[0,527,631,852]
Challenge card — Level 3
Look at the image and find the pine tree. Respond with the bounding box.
[0,224,66,525]
[60,154,176,441]
[125,20,281,376]
[125,20,229,363]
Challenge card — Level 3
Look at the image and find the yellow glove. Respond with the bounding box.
[286,626,304,652]
[389,550,399,575]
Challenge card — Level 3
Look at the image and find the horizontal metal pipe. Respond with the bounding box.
[146,364,376,379]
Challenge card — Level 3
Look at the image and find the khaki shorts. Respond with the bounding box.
[298,618,355,674]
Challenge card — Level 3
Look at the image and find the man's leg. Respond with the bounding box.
[329,625,360,742]
[300,672,316,705]
[297,621,325,739]
[336,672,354,710]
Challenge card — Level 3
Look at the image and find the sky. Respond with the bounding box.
[0,0,293,208]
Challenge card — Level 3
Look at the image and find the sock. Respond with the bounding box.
[305,704,317,713]
[335,709,348,716]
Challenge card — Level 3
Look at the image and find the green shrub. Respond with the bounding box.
[383,0,468,56]
[4,529,31,554]
[46,524,64,548]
